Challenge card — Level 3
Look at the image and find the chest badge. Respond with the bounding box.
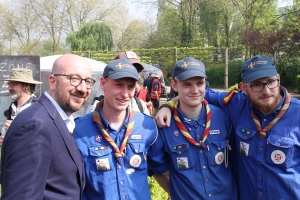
[215,152,224,165]
[271,150,286,164]
[95,135,102,143]
[130,155,142,168]
[173,130,180,137]
[177,157,189,169]
[96,158,110,171]
[240,142,249,156]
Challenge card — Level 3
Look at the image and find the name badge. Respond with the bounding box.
[131,134,142,140]
[210,130,220,135]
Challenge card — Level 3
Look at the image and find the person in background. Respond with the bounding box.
[143,72,154,90]
[136,75,152,114]
[0,68,42,142]
[1,54,92,199]
[149,71,162,117]
[155,55,300,200]
[74,58,157,200]
[147,57,237,200]
[166,72,178,99]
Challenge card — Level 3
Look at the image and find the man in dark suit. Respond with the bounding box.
[1,54,95,199]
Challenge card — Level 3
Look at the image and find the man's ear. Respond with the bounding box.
[171,79,178,92]
[239,82,248,94]
[48,75,56,90]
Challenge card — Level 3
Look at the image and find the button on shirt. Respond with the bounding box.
[205,88,300,200]
[148,103,237,200]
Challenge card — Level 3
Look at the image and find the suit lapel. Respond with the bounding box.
[38,94,85,189]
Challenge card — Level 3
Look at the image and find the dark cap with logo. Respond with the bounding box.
[172,57,207,81]
[103,58,138,81]
[241,55,278,83]
[114,51,144,73]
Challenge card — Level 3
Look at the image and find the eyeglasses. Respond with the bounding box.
[246,79,279,92]
[7,82,20,88]
[54,74,96,89]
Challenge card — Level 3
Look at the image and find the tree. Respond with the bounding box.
[66,23,113,51]
[0,0,44,55]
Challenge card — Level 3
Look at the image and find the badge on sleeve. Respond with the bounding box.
[240,142,249,156]
[177,157,189,169]
[215,152,224,165]
[96,158,110,171]
[271,150,286,164]
[130,155,142,168]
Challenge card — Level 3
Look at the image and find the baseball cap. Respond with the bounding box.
[103,58,138,81]
[114,51,144,73]
[241,55,277,83]
[172,57,207,81]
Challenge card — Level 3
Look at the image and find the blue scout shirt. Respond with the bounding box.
[74,107,157,200]
[147,103,238,200]
[205,88,300,200]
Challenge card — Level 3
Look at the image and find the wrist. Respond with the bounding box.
[159,102,173,113]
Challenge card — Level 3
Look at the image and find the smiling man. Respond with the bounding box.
[74,58,157,200]
[147,57,237,200]
[1,54,92,199]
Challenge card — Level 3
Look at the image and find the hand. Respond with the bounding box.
[4,120,12,131]
[0,135,4,147]
[154,107,172,128]
[4,120,13,131]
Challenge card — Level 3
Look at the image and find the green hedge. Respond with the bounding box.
[206,58,300,90]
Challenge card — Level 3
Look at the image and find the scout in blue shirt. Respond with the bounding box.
[147,57,238,200]
[157,55,300,200]
[74,58,158,200]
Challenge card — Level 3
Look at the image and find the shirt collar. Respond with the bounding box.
[98,103,130,130]
[44,92,75,132]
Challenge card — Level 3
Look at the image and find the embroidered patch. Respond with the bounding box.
[95,135,102,143]
[177,157,189,169]
[210,130,220,135]
[215,152,224,165]
[271,150,286,164]
[240,142,249,156]
[171,144,185,150]
[241,128,252,135]
[96,158,110,171]
[94,146,107,151]
[130,155,142,168]
[131,134,142,140]
[173,130,180,137]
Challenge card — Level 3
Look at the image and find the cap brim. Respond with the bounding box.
[108,72,138,81]
[132,63,144,73]
[0,78,42,84]
[243,68,277,83]
[177,70,207,81]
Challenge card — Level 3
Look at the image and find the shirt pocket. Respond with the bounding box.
[266,134,294,169]
[207,140,228,166]
[123,142,147,170]
[168,143,194,171]
[88,145,113,172]
[235,126,257,157]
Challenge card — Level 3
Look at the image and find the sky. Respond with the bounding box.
[278,0,294,8]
